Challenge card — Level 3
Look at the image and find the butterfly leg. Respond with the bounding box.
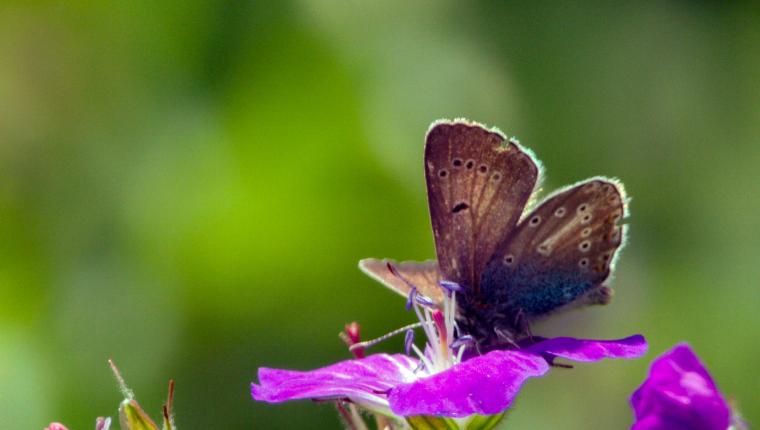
[545,355,574,369]
[489,325,518,349]
[550,360,574,369]
[513,308,535,343]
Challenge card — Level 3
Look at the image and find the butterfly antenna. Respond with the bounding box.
[349,321,430,352]
[386,262,418,291]
[386,262,438,309]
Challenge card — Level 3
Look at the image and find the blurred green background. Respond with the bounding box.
[1,1,758,428]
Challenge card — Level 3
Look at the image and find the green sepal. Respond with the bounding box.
[119,399,161,430]
[406,413,506,430]
[109,361,175,430]
[465,413,506,430]
[161,380,176,430]
[162,410,173,430]
[406,416,459,430]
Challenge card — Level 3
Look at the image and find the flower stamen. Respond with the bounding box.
[404,329,415,355]
[439,280,464,294]
[432,310,450,363]
[347,321,430,353]
[385,262,473,374]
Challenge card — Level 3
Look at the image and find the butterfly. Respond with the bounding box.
[360,119,628,348]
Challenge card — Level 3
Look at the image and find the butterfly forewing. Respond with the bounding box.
[482,178,627,319]
[425,121,539,292]
[359,258,445,306]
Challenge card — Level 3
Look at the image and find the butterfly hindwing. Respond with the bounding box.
[425,120,540,292]
[481,178,627,321]
[359,258,445,306]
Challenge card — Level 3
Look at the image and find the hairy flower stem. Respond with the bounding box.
[336,402,369,430]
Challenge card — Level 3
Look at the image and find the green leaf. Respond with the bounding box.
[406,415,459,430]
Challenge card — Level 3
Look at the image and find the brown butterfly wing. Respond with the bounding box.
[425,120,540,293]
[482,178,627,319]
[358,258,445,306]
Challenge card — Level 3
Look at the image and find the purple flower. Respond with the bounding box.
[631,343,740,430]
[392,334,647,417]
[252,284,647,421]
[252,335,646,418]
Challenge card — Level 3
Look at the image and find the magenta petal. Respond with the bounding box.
[251,354,417,411]
[388,350,550,417]
[526,334,648,361]
[630,343,730,430]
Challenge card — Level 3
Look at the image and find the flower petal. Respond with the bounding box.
[251,354,418,413]
[630,343,730,430]
[388,350,550,417]
[96,417,112,430]
[526,334,648,361]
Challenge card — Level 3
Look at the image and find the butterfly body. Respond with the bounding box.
[362,119,627,348]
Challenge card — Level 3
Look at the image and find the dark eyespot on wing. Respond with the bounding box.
[452,202,470,213]
[425,120,540,290]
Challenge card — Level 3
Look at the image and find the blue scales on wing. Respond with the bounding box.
[480,178,628,329]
